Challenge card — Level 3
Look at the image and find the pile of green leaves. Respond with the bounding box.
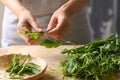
[60,34,120,80]
[6,54,41,79]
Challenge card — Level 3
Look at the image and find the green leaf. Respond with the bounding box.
[39,38,62,48]
[21,30,45,40]
[21,29,30,34]
[29,32,40,39]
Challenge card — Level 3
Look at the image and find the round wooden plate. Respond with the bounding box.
[0,54,47,80]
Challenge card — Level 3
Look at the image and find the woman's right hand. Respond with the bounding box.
[17,10,42,45]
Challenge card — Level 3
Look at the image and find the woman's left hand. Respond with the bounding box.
[46,0,88,40]
[47,8,71,40]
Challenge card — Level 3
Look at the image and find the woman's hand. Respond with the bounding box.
[47,0,88,40]
[17,10,42,45]
[47,8,71,40]
[0,0,43,45]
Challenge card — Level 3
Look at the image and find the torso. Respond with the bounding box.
[1,0,94,48]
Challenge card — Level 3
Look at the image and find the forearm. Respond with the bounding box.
[0,0,28,18]
[60,0,89,17]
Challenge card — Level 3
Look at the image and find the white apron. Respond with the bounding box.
[1,0,94,48]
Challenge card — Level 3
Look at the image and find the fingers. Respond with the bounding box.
[48,17,62,33]
[17,24,35,45]
[47,16,57,32]
[47,17,70,40]
[18,29,41,45]
[17,20,42,45]
[17,11,44,45]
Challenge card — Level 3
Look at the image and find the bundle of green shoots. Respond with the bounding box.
[60,34,120,80]
[6,54,41,79]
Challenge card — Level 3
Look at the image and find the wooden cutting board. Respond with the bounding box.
[1,45,120,80]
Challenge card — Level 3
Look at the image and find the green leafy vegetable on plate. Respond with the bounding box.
[6,54,41,79]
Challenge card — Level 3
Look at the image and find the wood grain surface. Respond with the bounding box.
[0,45,120,80]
